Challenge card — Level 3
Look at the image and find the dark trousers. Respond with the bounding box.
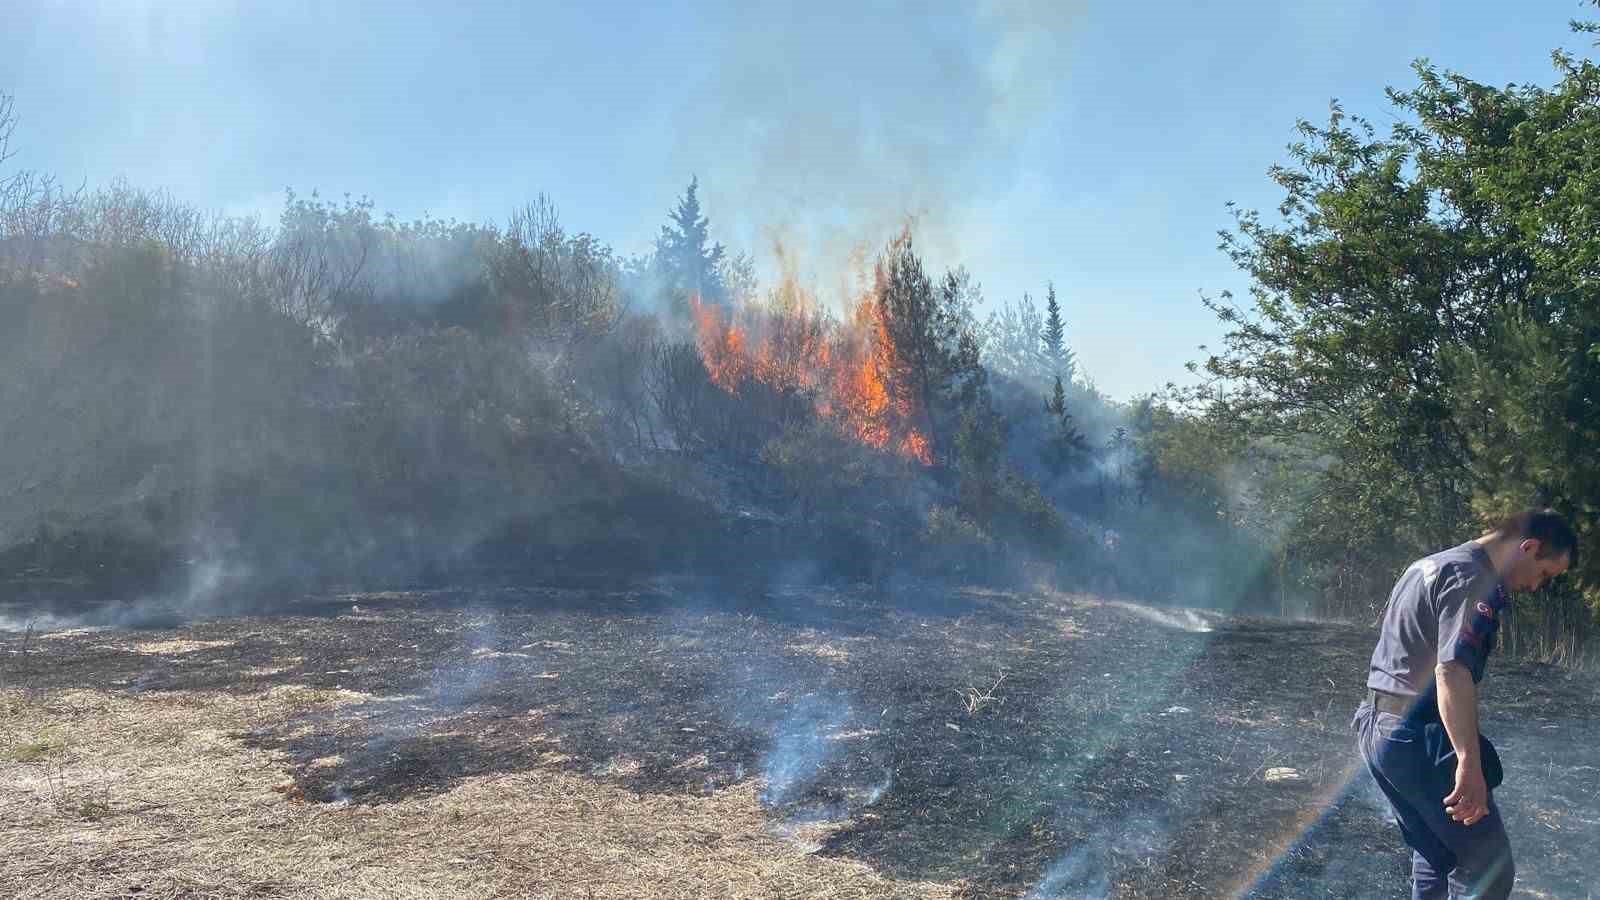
[1353,704,1515,899]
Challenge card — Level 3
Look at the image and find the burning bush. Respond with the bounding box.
[682,232,993,470]
[0,169,1113,609]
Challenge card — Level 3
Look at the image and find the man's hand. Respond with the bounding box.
[1444,756,1489,826]
[1436,660,1488,826]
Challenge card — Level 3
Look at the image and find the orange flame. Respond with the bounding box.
[690,293,749,390]
[688,286,933,466]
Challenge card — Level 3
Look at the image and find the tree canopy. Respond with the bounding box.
[1187,26,1600,633]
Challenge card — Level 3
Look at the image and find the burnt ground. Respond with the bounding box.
[2,580,1597,898]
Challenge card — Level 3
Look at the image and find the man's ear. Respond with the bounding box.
[1519,538,1542,558]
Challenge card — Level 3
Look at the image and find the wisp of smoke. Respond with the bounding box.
[1025,810,1169,899]
[759,693,852,806]
[321,610,504,802]
[1025,843,1110,900]
[0,613,106,634]
[11,542,258,632]
[858,769,892,807]
[1104,600,1216,633]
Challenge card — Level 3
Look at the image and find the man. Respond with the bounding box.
[1354,509,1577,899]
[1356,509,1580,890]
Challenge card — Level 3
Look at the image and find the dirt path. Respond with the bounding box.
[2,582,1596,898]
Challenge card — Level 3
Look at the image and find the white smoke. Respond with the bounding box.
[669,1,1084,296]
[759,693,852,806]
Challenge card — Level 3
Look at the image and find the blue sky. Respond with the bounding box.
[3,1,1592,399]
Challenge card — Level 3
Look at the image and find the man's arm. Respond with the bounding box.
[1437,660,1489,826]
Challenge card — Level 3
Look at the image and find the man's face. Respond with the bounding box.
[1510,540,1570,592]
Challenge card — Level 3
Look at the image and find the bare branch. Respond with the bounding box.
[0,90,16,172]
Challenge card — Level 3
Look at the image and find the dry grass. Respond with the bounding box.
[786,641,852,663]
[128,639,235,656]
[4,583,1596,898]
[0,683,956,899]
[5,736,60,762]
[954,674,1006,716]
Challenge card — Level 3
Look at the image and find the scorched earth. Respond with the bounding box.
[3,580,1596,898]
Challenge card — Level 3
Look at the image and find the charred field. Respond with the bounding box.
[2,581,1597,899]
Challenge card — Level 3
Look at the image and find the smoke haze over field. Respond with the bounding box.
[4,1,1587,398]
[6,8,1600,899]
[659,2,1081,291]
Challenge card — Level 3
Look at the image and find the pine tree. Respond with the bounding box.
[654,176,727,304]
[1042,374,1089,474]
[873,235,987,465]
[1041,282,1076,385]
[1046,374,1066,418]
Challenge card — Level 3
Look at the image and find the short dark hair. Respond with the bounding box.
[1491,508,1579,568]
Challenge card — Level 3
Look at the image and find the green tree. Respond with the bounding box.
[1041,375,1089,474]
[654,176,727,305]
[1041,282,1076,385]
[485,196,621,343]
[873,235,987,466]
[1195,18,1600,627]
[980,291,1046,387]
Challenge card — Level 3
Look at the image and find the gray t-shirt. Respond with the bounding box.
[1367,541,1508,698]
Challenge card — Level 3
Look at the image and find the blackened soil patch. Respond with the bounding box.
[6,582,1596,898]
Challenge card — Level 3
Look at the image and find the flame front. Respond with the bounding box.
[689,290,933,465]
